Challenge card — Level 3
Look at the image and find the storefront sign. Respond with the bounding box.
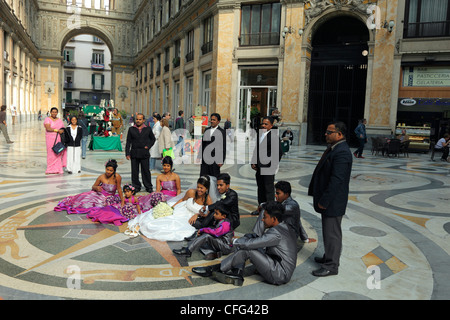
[403,67,450,87]
[398,98,450,107]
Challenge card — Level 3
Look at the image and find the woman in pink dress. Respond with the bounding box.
[139,156,181,211]
[44,107,67,174]
[54,159,124,214]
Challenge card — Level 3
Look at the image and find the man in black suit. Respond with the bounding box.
[251,116,282,212]
[125,113,156,193]
[308,121,352,277]
[185,173,239,241]
[200,113,226,178]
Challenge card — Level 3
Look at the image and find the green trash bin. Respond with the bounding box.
[282,140,290,153]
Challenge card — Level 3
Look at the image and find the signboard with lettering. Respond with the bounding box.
[403,67,450,87]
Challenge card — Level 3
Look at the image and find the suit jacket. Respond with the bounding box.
[251,129,283,173]
[308,140,352,217]
[208,188,240,229]
[200,125,226,177]
[64,126,83,147]
[125,125,156,159]
[252,197,301,238]
[235,221,298,285]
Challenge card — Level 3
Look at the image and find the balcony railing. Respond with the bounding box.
[64,61,76,68]
[404,20,450,38]
[185,51,194,63]
[239,32,280,46]
[201,41,213,55]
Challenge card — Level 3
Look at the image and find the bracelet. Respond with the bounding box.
[54,129,57,132]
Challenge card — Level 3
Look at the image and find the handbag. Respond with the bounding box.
[162,147,175,159]
[52,131,66,155]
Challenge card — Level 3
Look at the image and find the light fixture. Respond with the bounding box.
[382,20,395,32]
[362,50,368,56]
[282,26,304,38]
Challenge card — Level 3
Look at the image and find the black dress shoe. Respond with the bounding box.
[172,247,191,257]
[312,267,338,277]
[192,264,221,277]
[213,269,244,286]
[184,231,197,241]
[146,187,154,193]
[250,210,260,216]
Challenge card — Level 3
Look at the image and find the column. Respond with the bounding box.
[0,25,4,106]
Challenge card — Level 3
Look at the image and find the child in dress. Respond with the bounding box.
[172,203,234,260]
[120,184,142,219]
[87,184,141,226]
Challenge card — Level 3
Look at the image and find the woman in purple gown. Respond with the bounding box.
[54,159,123,214]
[139,156,181,211]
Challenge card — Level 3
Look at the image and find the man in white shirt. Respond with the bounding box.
[434,134,449,161]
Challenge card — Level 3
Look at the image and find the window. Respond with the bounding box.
[202,72,212,115]
[173,40,181,67]
[185,77,194,118]
[240,2,281,46]
[163,83,170,114]
[92,73,104,90]
[404,0,450,37]
[91,51,105,69]
[64,71,74,89]
[186,29,194,62]
[173,81,180,113]
[164,47,171,72]
[202,16,214,55]
[64,48,74,61]
[156,54,161,76]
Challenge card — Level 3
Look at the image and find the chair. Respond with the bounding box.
[385,139,401,157]
[400,140,410,157]
[430,141,441,161]
[371,137,384,156]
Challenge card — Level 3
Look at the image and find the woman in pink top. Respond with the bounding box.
[43,107,67,174]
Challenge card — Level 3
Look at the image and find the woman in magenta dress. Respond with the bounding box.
[44,107,67,174]
[139,156,181,211]
[54,159,123,214]
[87,184,141,226]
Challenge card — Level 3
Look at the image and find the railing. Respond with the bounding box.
[64,61,76,68]
[201,41,213,55]
[239,32,280,46]
[404,20,450,38]
[185,51,194,63]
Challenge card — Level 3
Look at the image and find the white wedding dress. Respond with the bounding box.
[127,176,219,242]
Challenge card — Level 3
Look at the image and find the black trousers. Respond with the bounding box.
[320,215,343,273]
[131,157,153,192]
[255,169,275,204]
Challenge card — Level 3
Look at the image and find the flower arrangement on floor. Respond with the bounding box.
[152,202,174,219]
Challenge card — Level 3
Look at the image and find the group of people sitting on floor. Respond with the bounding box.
[54,157,310,287]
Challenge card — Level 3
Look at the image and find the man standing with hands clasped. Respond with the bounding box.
[308,121,352,277]
[125,113,156,193]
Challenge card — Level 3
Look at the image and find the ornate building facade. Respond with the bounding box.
[1,0,449,145]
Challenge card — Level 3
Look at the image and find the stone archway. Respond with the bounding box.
[298,5,374,146]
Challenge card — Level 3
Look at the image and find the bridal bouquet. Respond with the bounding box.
[152,202,173,219]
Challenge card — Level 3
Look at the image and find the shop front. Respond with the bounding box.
[396,97,450,151]
[397,65,450,151]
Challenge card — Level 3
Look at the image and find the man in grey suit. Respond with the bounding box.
[308,121,353,277]
[252,181,309,242]
[192,201,298,286]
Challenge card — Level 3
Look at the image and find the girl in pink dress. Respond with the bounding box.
[44,107,67,174]
[54,159,124,214]
[87,184,141,225]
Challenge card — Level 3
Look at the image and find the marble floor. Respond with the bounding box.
[0,119,449,300]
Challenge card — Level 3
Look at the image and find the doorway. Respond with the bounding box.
[307,16,369,146]
[237,67,278,133]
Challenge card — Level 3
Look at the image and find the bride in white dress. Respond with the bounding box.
[126,176,217,241]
